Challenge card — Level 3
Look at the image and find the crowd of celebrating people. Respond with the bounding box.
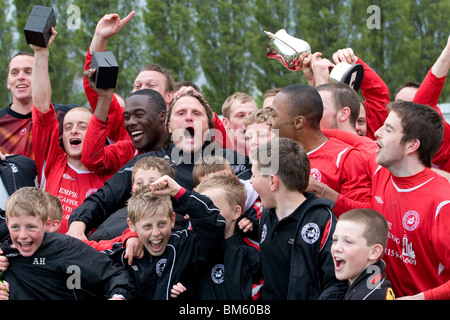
[0,10,450,301]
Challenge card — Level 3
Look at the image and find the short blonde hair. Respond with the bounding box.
[221,92,257,119]
[244,108,272,127]
[195,175,246,215]
[127,186,173,225]
[263,87,281,100]
[45,192,63,222]
[5,187,49,225]
[192,155,233,187]
[338,209,389,256]
[131,156,175,185]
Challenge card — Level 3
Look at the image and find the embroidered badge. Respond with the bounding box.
[301,223,320,244]
[402,211,420,231]
[211,264,225,284]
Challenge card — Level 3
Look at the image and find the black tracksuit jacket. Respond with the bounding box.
[69,142,251,233]
[104,189,226,300]
[1,232,135,300]
[259,194,348,300]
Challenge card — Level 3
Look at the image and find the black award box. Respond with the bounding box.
[24,5,56,48]
[90,51,119,89]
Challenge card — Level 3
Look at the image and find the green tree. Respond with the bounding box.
[5,0,449,112]
[193,0,260,112]
[142,0,199,85]
[349,0,450,101]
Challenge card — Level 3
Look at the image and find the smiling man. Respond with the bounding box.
[80,71,167,175]
[0,52,75,160]
[67,89,252,241]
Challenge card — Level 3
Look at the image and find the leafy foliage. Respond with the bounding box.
[2,0,449,113]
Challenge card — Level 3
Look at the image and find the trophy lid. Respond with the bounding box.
[329,62,364,91]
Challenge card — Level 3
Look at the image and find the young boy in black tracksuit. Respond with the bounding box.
[170,175,263,300]
[251,138,347,300]
[331,208,395,300]
[105,176,227,300]
[0,187,134,300]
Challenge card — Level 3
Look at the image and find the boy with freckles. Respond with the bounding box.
[331,208,395,300]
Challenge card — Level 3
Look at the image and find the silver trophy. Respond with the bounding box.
[265,29,364,91]
[265,29,311,71]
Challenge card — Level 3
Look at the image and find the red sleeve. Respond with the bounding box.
[423,202,450,300]
[83,228,138,251]
[322,129,379,174]
[413,68,446,114]
[81,114,138,175]
[413,68,450,171]
[334,193,373,216]
[322,129,365,148]
[31,104,66,182]
[424,282,450,300]
[84,48,130,143]
[357,58,390,140]
[212,112,234,149]
[174,187,187,200]
[333,147,373,217]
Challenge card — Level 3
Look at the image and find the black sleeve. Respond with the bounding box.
[1,155,37,194]
[176,190,226,258]
[68,159,135,233]
[223,238,262,300]
[221,149,252,180]
[65,237,135,300]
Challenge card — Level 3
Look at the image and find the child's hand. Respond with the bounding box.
[170,282,187,299]
[0,280,9,300]
[150,175,182,197]
[238,217,253,233]
[124,237,144,265]
[0,249,8,272]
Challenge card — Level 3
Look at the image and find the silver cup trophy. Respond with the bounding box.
[265,29,364,91]
[265,29,311,71]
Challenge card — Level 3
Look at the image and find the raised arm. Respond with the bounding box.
[31,27,57,113]
[333,48,390,140]
[89,11,135,54]
[431,35,450,79]
[84,12,135,143]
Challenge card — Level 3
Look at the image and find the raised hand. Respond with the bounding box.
[332,48,358,65]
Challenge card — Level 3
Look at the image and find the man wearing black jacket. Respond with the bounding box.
[67,90,251,240]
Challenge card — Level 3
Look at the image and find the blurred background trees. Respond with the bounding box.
[2,0,449,114]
